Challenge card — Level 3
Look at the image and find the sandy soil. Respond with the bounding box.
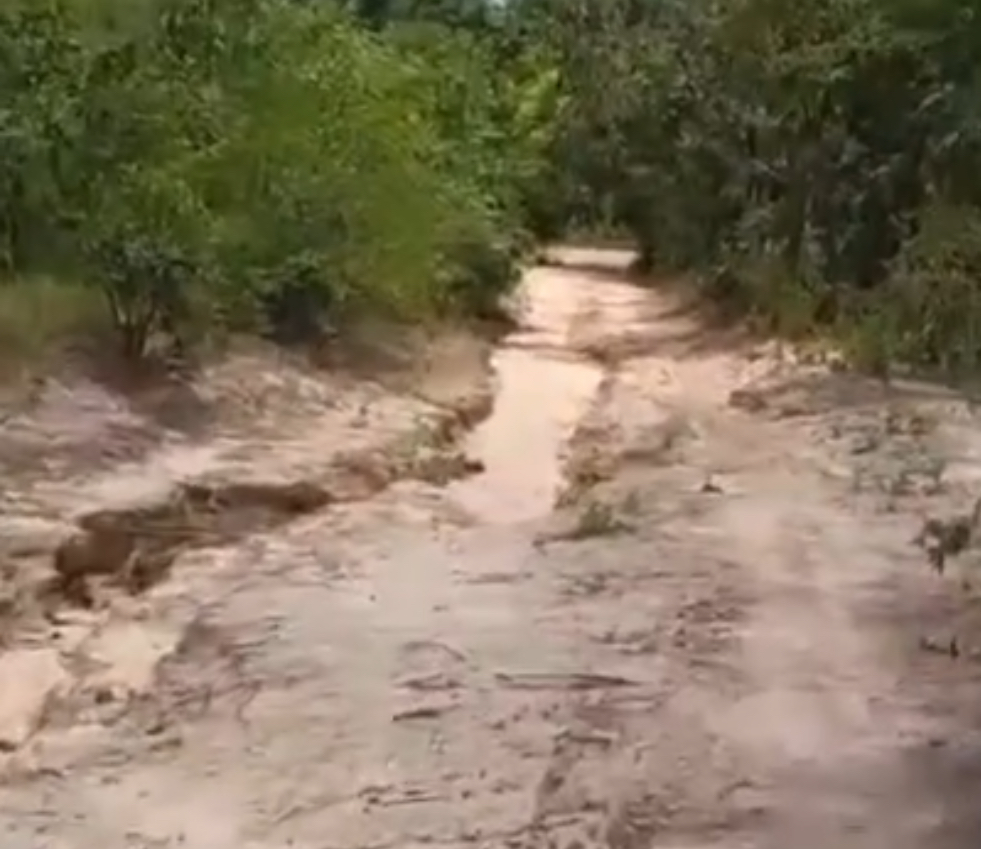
[1,248,981,848]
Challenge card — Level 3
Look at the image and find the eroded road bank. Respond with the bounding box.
[3,249,981,848]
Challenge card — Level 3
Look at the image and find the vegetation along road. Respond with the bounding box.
[2,1,981,847]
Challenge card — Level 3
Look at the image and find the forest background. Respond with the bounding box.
[3,0,980,375]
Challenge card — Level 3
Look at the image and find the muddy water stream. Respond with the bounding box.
[449,270,604,523]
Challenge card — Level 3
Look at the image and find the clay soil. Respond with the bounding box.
[1,249,981,849]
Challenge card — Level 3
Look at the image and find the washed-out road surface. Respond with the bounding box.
[2,248,981,848]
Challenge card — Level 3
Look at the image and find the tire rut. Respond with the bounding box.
[3,248,981,849]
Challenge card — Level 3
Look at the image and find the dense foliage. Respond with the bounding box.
[517,0,981,372]
[0,0,553,359]
[5,0,981,374]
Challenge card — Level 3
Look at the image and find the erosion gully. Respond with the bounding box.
[2,248,981,849]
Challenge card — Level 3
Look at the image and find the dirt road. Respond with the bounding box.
[2,248,981,848]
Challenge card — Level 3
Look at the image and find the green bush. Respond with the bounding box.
[850,204,981,375]
[508,0,981,373]
[0,0,537,362]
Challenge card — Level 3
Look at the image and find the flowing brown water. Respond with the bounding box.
[449,268,605,523]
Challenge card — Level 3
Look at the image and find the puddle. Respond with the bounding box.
[449,272,605,524]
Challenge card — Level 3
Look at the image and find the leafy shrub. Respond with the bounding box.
[0,0,537,363]
[512,0,981,373]
[850,204,981,375]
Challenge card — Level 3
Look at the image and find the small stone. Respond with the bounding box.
[728,388,767,413]
[93,686,115,705]
[700,477,724,494]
